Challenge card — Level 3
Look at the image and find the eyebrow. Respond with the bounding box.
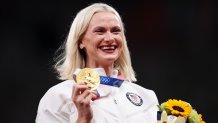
[93,25,121,29]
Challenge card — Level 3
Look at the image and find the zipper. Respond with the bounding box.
[113,96,126,123]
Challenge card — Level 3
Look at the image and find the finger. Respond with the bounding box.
[90,90,99,101]
[79,89,90,99]
[75,89,91,104]
[90,90,98,96]
[82,93,97,104]
[91,93,98,101]
[72,84,89,98]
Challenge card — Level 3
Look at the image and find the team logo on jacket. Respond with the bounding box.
[126,92,143,106]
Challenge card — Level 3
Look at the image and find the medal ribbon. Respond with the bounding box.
[92,76,124,99]
[99,76,124,87]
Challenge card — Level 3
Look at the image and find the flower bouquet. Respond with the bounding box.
[157,99,205,123]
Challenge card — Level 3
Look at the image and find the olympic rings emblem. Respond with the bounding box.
[101,77,110,83]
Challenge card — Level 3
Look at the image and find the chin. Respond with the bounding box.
[101,56,118,63]
[105,54,119,59]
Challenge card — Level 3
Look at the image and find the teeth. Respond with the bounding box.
[101,46,115,50]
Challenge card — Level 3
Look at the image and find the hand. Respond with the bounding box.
[72,83,98,123]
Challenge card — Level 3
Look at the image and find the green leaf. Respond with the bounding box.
[188,110,200,123]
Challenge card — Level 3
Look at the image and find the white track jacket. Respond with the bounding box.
[36,69,159,123]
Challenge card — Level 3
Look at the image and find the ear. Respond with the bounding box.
[79,43,85,49]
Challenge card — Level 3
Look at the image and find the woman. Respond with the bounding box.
[36,3,159,123]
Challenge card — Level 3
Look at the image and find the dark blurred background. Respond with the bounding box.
[1,0,217,122]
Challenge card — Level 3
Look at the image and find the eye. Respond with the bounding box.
[111,27,121,34]
[95,29,103,32]
[94,27,106,34]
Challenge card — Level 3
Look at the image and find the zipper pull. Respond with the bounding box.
[114,99,117,104]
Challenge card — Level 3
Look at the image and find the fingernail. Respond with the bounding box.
[91,96,99,101]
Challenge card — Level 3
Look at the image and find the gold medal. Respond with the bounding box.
[76,68,100,90]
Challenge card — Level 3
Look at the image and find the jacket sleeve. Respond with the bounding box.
[130,82,159,123]
[35,81,78,123]
[144,90,159,123]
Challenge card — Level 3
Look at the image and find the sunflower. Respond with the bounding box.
[199,114,206,123]
[163,99,192,117]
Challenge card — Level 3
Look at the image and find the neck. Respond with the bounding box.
[85,61,114,76]
[102,66,113,76]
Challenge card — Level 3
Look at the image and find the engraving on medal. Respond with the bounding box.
[76,68,100,90]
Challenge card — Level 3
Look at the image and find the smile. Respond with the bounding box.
[99,45,117,52]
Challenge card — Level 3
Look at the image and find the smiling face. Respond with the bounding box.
[80,11,123,68]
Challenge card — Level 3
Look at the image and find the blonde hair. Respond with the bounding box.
[54,3,137,82]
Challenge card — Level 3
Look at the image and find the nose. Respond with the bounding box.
[104,32,115,43]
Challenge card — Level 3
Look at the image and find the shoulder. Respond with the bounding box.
[37,80,75,112]
[36,80,77,122]
[42,80,74,100]
[124,82,159,104]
